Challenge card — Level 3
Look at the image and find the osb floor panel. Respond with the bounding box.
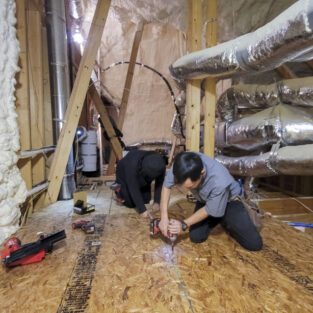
[0,186,313,313]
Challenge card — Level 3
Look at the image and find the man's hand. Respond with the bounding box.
[168,219,182,235]
[152,202,160,213]
[159,218,169,237]
[140,210,152,219]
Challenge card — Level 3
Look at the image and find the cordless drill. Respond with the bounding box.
[150,218,177,252]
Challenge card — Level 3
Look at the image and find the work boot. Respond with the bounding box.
[110,182,121,192]
[115,196,125,206]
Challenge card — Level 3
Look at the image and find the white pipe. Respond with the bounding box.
[27,182,49,198]
[18,146,56,159]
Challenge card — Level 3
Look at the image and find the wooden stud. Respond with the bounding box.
[276,65,296,79]
[42,24,54,178]
[168,135,178,166]
[107,22,144,174]
[186,0,202,152]
[27,1,45,188]
[89,83,123,160]
[204,0,217,157]
[306,60,313,70]
[15,0,32,191]
[186,80,201,151]
[44,0,112,205]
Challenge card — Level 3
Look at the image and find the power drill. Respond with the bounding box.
[150,218,177,252]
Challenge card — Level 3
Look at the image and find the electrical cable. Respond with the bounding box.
[99,61,185,139]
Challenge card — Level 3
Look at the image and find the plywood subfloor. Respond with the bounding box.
[1,185,313,313]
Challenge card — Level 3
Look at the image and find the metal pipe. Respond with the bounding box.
[169,0,313,82]
[19,146,56,159]
[45,0,76,199]
[27,182,49,198]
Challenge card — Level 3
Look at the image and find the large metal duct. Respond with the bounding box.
[45,0,76,199]
[215,104,313,151]
[216,144,313,177]
[169,0,313,82]
[217,77,313,122]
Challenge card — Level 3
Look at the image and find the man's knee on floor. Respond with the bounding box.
[243,235,263,251]
[189,231,209,243]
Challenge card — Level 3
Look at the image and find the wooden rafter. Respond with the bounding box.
[89,83,123,160]
[107,22,144,174]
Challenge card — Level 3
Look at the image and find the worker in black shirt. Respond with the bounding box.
[111,150,166,219]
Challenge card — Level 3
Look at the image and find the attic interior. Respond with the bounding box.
[1,0,313,312]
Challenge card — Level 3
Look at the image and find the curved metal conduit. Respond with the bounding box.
[100,61,185,139]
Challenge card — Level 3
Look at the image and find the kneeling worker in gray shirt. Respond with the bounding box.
[159,151,263,251]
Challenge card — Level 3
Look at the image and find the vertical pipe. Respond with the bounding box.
[45,0,76,199]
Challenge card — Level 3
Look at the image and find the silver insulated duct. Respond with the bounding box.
[45,0,76,199]
[215,104,313,151]
[169,0,313,81]
[217,77,313,122]
[216,144,313,177]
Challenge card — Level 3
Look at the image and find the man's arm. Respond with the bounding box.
[159,185,171,237]
[168,206,208,234]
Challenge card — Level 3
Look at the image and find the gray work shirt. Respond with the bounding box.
[163,152,241,217]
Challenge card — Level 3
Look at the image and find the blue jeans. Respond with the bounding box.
[189,200,263,251]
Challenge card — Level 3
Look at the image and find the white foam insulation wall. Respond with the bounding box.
[72,0,298,146]
[0,0,27,244]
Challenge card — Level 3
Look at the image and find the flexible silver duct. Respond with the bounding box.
[215,104,313,151]
[169,0,313,82]
[217,77,313,122]
[45,0,76,199]
[216,144,313,177]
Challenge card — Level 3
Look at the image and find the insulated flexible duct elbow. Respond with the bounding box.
[169,0,313,81]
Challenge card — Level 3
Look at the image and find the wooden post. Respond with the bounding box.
[27,1,45,187]
[186,0,202,151]
[107,22,144,175]
[44,0,111,205]
[204,0,217,157]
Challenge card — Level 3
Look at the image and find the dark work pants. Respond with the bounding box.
[189,200,263,251]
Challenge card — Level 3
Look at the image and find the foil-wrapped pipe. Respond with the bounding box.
[215,104,313,151]
[169,0,313,82]
[215,144,313,177]
[217,77,313,122]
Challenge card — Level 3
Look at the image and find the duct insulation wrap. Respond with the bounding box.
[215,104,313,151]
[45,0,76,199]
[169,0,313,81]
[215,144,313,177]
[81,131,97,172]
[217,77,313,122]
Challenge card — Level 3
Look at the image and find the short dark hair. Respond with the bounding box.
[173,152,203,185]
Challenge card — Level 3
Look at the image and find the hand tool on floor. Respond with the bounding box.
[150,218,177,252]
[1,230,66,268]
[72,220,95,234]
[73,200,95,215]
